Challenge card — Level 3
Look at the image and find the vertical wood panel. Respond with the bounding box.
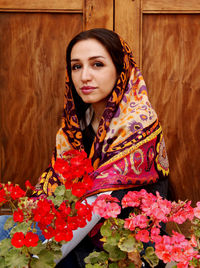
[85,0,113,30]
[115,0,141,66]
[0,13,82,186]
[142,14,200,203]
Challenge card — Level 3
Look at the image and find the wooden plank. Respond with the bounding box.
[0,0,83,11]
[85,0,113,30]
[143,0,200,11]
[143,10,200,14]
[115,0,141,66]
[0,13,82,187]
[142,14,200,204]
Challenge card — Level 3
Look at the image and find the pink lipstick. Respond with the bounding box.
[80,86,96,94]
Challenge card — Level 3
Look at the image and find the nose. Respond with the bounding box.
[81,66,92,82]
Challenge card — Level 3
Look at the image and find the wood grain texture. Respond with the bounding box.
[143,0,200,11]
[115,0,141,66]
[0,0,83,10]
[85,0,113,30]
[142,14,200,204]
[0,13,82,187]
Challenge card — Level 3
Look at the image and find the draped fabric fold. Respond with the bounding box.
[33,35,169,198]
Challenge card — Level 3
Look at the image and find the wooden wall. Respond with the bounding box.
[142,13,200,203]
[0,0,114,192]
[115,0,200,205]
[0,12,82,185]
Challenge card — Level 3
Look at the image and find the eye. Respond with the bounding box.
[93,61,104,68]
[71,64,81,71]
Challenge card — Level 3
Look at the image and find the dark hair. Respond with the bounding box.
[66,28,124,120]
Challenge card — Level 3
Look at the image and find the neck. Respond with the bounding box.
[91,101,107,133]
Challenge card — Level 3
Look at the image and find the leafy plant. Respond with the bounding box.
[85,190,200,268]
[0,150,93,268]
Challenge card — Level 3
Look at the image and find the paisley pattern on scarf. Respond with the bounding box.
[33,34,169,198]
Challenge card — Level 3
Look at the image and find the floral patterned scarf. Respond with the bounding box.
[33,36,169,198]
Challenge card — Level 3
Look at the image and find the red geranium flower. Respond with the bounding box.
[59,202,71,216]
[24,232,39,247]
[42,226,55,240]
[11,232,25,248]
[0,188,6,204]
[54,159,70,175]
[75,202,90,217]
[54,230,67,242]
[10,185,26,200]
[71,182,87,197]
[67,216,79,230]
[55,217,66,230]
[54,228,73,242]
[25,180,35,190]
[13,208,24,223]
[82,174,93,189]
[64,229,73,242]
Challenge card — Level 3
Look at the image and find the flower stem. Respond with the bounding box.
[174,222,183,234]
[8,200,17,211]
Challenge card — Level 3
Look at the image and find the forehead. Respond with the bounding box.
[71,38,111,60]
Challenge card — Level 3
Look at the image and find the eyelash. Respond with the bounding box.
[93,62,104,67]
[71,61,104,71]
[71,64,81,71]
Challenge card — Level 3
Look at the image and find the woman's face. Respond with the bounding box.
[70,38,117,107]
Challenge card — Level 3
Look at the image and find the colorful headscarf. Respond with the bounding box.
[33,35,169,198]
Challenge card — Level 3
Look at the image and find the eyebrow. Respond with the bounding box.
[70,56,105,62]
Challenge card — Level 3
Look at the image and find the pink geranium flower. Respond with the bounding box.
[93,194,121,219]
[194,201,200,219]
[135,230,149,243]
[124,214,148,231]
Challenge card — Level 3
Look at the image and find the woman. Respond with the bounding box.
[33,28,169,267]
[0,28,169,267]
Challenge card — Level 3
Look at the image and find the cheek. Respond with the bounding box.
[71,74,79,89]
[107,70,117,88]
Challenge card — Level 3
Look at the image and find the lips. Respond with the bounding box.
[80,86,96,94]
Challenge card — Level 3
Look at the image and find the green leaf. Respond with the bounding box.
[4,217,15,230]
[121,229,132,238]
[100,221,112,237]
[136,241,143,252]
[109,263,118,268]
[143,247,159,267]
[54,185,66,196]
[96,251,109,263]
[118,236,137,252]
[0,256,6,268]
[48,240,62,251]
[194,229,200,237]
[103,243,126,261]
[5,249,29,268]
[47,196,55,203]
[106,233,121,246]
[28,240,46,255]
[127,263,135,268]
[46,241,63,261]
[114,218,125,227]
[84,251,108,265]
[85,264,106,268]
[52,250,62,261]
[64,189,77,203]
[85,264,94,268]
[30,249,56,268]
[52,196,64,207]
[0,239,12,256]
[10,221,30,236]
